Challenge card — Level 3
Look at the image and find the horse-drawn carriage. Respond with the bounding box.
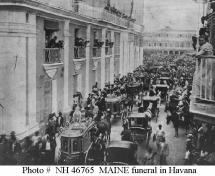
[105,96,122,118]
[142,96,159,122]
[153,84,169,103]
[59,120,96,165]
[126,82,141,96]
[126,112,152,145]
[60,114,112,165]
[105,141,138,165]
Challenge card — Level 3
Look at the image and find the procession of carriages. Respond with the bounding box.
[55,65,173,165]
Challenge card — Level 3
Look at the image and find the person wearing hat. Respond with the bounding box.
[56,112,64,128]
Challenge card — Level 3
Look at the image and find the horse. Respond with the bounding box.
[85,134,106,165]
[97,118,111,142]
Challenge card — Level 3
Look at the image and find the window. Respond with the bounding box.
[26,12,29,23]
[61,137,69,153]
[93,30,98,40]
[75,28,80,38]
[73,140,79,152]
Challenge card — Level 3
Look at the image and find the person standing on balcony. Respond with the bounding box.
[47,36,58,48]
[188,35,213,98]
[196,35,213,57]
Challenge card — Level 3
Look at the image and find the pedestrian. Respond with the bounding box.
[122,116,129,130]
[54,132,61,164]
[44,135,52,165]
[155,124,165,151]
[22,136,34,164]
[31,131,41,146]
[57,112,64,128]
[172,111,180,137]
[143,147,156,165]
[158,138,169,165]
[7,131,22,164]
[34,139,43,164]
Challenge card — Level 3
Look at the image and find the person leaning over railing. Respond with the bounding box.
[187,35,213,98]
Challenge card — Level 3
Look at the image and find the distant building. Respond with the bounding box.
[143,27,195,55]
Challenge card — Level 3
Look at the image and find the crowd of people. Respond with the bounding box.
[0,111,64,165]
[132,54,194,165]
[45,35,64,49]
[1,33,215,165]
[0,52,195,165]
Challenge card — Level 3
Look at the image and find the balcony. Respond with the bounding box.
[44,48,62,64]
[43,48,63,79]
[190,56,215,122]
[129,22,144,33]
[74,46,86,59]
[76,2,128,28]
[93,47,101,58]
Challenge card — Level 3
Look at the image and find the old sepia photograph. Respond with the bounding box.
[0,0,215,166]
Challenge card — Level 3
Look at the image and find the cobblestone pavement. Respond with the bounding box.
[110,104,187,165]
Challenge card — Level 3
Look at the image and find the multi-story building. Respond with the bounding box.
[143,27,195,55]
[0,0,144,138]
[190,3,215,127]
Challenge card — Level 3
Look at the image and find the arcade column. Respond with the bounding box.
[109,30,115,83]
[85,24,91,98]
[63,20,70,112]
[101,28,106,88]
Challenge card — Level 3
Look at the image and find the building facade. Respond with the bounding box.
[190,4,215,126]
[143,27,195,55]
[0,0,144,138]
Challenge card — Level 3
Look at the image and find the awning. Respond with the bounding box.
[44,20,59,31]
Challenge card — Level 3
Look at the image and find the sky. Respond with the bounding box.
[143,0,204,32]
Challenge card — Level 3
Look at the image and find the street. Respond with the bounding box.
[110,104,186,165]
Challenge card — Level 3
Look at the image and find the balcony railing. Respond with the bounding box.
[105,46,112,56]
[74,46,86,59]
[192,56,215,102]
[76,2,128,28]
[44,48,62,64]
[93,47,101,58]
